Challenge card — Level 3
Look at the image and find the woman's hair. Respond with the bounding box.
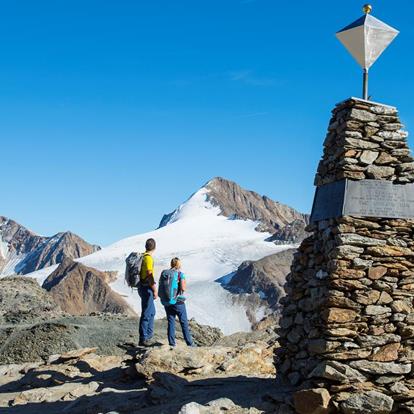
[171,257,181,269]
[145,238,156,251]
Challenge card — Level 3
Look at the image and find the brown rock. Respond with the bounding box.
[377,292,393,305]
[330,279,366,290]
[391,300,412,314]
[367,245,414,257]
[293,388,331,414]
[59,348,98,362]
[353,290,381,305]
[370,343,400,362]
[368,267,388,280]
[325,328,357,337]
[376,152,398,165]
[322,308,358,323]
[332,269,366,279]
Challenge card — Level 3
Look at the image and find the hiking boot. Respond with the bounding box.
[139,340,152,347]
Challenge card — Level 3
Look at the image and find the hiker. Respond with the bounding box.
[159,257,194,347]
[125,238,158,347]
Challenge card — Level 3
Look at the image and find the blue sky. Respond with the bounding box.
[1,0,413,246]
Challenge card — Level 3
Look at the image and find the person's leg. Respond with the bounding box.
[139,286,152,344]
[176,303,193,346]
[146,288,156,340]
[165,305,177,346]
[138,286,147,344]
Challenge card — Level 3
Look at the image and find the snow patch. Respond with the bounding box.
[0,234,8,260]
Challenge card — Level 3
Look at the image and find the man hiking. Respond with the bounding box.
[125,238,158,347]
[158,257,194,347]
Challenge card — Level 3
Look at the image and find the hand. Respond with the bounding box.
[153,292,158,300]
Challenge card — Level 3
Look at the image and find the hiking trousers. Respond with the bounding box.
[138,284,155,343]
[164,303,193,347]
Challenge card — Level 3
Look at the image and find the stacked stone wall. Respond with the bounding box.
[278,98,414,413]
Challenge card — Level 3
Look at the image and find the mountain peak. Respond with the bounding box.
[159,177,309,243]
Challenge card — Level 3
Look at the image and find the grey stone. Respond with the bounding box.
[359,150,379,165]
[366,165,395,179]
[353,258,373,269]
[357,334,400,347]
[344,138,380,150]
[309,361,367,383]
[336,234,386,247]
[349,360,412,375]
[365,305,392,316]
[340,390,393,414]
[350,108,378,122]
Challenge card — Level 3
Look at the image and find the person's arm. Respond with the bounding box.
[180,279,187,292]
[149,274,158,299]
[179,273,187,292]
[147,257,158,299]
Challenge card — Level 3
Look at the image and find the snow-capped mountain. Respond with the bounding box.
[26,178,305,334]
[0,217,100,275]
[160,177,309,242]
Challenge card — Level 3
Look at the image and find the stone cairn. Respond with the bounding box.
[278,98,414,414]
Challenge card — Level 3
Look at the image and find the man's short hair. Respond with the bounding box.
[145,238,156,251]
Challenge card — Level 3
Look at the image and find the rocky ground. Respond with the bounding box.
[0,315,289,413]
[0,275,290,413]
[0,339,293,414]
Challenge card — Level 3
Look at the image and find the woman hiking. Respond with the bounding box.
[159,257,194,347]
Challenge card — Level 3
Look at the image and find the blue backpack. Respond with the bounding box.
[158,269,182,305]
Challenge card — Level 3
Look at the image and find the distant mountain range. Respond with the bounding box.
[0,216,100,275]
[1,177,308,333]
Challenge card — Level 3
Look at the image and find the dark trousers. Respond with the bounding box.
[165,303,193,347]
[138,284,155,343]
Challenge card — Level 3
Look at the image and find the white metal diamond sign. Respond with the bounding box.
[336,13,399,70]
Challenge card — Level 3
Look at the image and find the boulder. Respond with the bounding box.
[135,343,276,380]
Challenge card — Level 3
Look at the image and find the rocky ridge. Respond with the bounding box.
[278,98,414,414]
[0,216,100,275]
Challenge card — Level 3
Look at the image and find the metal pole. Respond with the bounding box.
[363,68,369,100]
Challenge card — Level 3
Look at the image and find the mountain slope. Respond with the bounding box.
[43,257,136,316]
[220,249,296,325]
[0,276,63,324]
[0,216,100,275]
[27,178,304,334]
[160,177,309,242]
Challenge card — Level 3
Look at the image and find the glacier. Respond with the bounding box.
[26,188,293,334]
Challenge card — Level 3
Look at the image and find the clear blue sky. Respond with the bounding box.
[1,1,413,246]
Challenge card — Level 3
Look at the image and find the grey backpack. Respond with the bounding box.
[125,252,144,288]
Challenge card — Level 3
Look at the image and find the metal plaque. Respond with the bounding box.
[310,180,346,223]
[310,179,414,223]
[344,180,414,219]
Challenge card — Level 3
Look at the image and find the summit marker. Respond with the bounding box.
[336,4,399,100]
